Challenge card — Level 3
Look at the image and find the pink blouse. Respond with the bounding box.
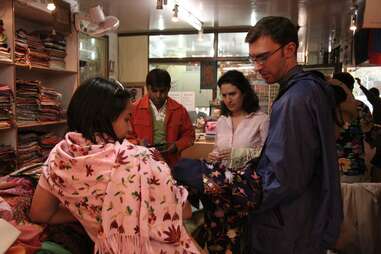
[213,111,269,152]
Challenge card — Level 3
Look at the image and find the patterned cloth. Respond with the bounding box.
[40,132,199,254]
[337,101,372,177]
[173,157,262,254]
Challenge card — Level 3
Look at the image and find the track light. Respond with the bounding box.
[47,0,56,11]
[177,4,203,31]
[172,4,179,22]
[350,18,357,32]
[156,0,163,10]
[349,5,358,32]
[198,29,204,41]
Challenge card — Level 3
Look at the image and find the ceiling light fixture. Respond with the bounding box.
[172,4,179,22]
[349,5,358,32]
[156,0,163,10]
[197,29,203,41]
[177,4,203,31]
[349,18,357,32]
[158,16,165,30]
[250,11,257,26]
[47,0,56,11]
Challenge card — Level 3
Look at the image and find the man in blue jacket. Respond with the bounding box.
[245,16,343,254]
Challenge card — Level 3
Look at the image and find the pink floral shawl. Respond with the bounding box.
[42,132,199,254]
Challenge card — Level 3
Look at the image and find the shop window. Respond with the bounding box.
[149,34,214,58]
[218,32,249,57]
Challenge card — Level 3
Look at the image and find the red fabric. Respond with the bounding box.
[131,95,195,168]
[368,30,381,64]
[5,222,43,254]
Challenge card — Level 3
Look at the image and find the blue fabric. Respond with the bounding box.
[371,29,381,52]
[247,68,343,254]
[172,158,209,208]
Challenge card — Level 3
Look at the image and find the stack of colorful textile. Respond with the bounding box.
[39,86,62,121]
[15,79,40,123]
[40,31,66,69]
[0,83,13,128]
[0,144,16,175]
[0,19,11,62]
[17,131,42,168]
[15,29,29,66]
[0,176,43,253]
[39,132,61,160]
[27,32,49,68]
[0,175,94,254]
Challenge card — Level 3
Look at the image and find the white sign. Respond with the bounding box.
[169,91,195,111]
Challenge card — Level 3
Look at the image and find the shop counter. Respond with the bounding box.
[181,140,214,160]
[337,182,381,254]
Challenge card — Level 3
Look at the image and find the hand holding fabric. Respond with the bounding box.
[217,148,231,161]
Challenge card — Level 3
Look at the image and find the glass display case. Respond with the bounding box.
[79,33,108,83]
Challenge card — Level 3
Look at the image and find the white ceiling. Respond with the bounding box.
[78,0,357,61]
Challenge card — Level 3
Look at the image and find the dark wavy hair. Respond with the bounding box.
[217,70,260,116]
[67,77,131,143]
[333,72,355,91]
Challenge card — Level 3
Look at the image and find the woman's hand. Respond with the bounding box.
[217,148,231,161]
[207,151,220,162]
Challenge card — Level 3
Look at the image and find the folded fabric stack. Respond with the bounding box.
[39,86,62,121]
[40,132,61,160]
[27,32,49,68]
[0,19,11,62]
[17,131,42,168]
[0,176,94,254]
[40,31,66,69]
[15,29,29,66]
[15,79,40,123]
[0,144,16,175]
[0,84,13,128]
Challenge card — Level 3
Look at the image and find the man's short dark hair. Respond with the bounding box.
[369,87,380,97]
[333,72,355,91]
[217,70,260,116]
[245,16,299,49]
[67,77,131,143]
[146,68,171,89]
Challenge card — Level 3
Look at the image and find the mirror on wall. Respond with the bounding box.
[79,33,108,83]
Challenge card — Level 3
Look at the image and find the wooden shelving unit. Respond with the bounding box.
[15,64,78,74]
[0,0,78,173]
[17,120,67,129]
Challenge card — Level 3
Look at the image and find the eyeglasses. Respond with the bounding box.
[249,45,285,65]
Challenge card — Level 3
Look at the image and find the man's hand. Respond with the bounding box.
[163,143,178,154]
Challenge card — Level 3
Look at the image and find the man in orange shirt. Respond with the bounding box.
[131,68,195,168]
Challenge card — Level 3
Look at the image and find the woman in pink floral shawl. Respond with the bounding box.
[30,78,199,254]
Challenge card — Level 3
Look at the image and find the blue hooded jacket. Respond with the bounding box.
[247,67,343,254]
